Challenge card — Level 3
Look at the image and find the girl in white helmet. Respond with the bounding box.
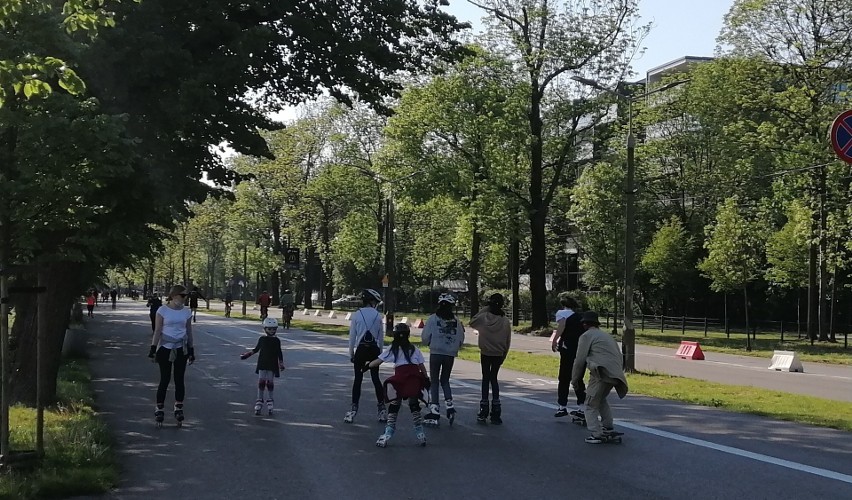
[241,317,285,415]
[421,293,465,426]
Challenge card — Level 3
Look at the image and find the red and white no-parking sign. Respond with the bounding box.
[830,110,852,163]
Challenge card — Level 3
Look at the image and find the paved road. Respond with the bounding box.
[82,302,852,499]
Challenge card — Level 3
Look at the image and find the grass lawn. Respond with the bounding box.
[259,315,852,432]
[0,358,118,499]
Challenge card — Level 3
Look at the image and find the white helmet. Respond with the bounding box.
[438,293,456,305]
[363,288,383,304]
[262,317,279,329]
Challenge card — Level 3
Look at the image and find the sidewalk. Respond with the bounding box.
[202,301,852,402]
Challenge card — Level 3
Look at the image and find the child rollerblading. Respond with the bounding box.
[241,317,285,416]
[471,293,511,426]
[421,293,465,428]
[366,323,430,448]
[572,312,629,444]
[346,289,385,423]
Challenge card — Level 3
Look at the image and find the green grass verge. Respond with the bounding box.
[270,316,852,432]
[0,358,118,500]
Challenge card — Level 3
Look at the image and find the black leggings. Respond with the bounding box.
[480,354,505,402]
[156,347,188,406]
[352,344,383,407]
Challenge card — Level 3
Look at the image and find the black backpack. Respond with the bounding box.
[358,310,378,347]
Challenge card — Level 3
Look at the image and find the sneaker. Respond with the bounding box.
[554,407,569,418]
[585,435,604,444]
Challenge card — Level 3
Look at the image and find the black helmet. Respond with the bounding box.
[362,288,382,304]
[393,323,411,338]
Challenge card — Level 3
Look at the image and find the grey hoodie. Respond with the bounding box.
[470,308,512,357]
[421,314,465,357]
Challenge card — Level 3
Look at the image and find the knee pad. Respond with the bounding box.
[388,401,402,414]
[257,380,266,391]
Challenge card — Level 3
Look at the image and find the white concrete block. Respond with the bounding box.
[768,350,804,372]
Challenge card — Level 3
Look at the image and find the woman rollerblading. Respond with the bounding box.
[149,285,195,428]
[421,293,465,429]
[345,289,386,423]
[471,293,511,426]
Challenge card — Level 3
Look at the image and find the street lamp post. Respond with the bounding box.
[571,76,688,372]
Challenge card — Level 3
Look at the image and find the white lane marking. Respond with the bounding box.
[221,325,852,486]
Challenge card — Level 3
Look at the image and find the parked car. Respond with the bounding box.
[331,295,360,308]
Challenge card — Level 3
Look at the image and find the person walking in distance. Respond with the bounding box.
[146,294,163,333]
[110,288,117,310]
[470,293,511,425]
[224,290,233,318]
[551,296,587,420]
[257,290,271,320]
[149,285,195,427]
[344,288,386,424]
[366,323,430,447]
[421,293,464,427]
[85,291,97,318]
[572,311,629,444]
[188,285,206,323]
[241,317,285,416]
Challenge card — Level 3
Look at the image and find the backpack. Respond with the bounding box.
[358,310,378,347]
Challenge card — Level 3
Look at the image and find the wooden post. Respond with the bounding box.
[681,316,686,335]
[704,317,708,337]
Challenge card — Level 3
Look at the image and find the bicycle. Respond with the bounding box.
[225,301,232,318]
[282,304,294,329]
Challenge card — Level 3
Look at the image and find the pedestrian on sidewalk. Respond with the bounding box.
[241,317,285,416]
[110,289,117,310]
[344,288,386,424]
[85,291,97,318]
[470,293,511,425]
[572,311,629,444]
[148,285,195,427]
[421,293,464,426]
[366,323,430,447]
[146,294,163,333]
[551,297,587,419]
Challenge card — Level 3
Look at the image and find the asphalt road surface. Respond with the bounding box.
[81,302,852,500]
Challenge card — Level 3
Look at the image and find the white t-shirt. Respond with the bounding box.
[157,305,192,349]
[379,346,425,366]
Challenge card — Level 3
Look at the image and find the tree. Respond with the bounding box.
[470,0,648,328]
[385,48,525,314]
[719,0,852,341]
[640,217,696,315]
[699,197,765,349]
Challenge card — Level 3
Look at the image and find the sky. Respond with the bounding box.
[445,0,735,77]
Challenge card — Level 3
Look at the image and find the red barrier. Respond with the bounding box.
[675,341,705,360]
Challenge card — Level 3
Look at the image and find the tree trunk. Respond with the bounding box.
[271,222,283,306]
[469,226,482,317]
[830,270,838,343]
[525,83,549,329]
[818,165,829,341]
[743,285,751,352]
[807,239,819,342]
[510,233,520,327]
[10,262,79,405]
[320,214,334,311]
